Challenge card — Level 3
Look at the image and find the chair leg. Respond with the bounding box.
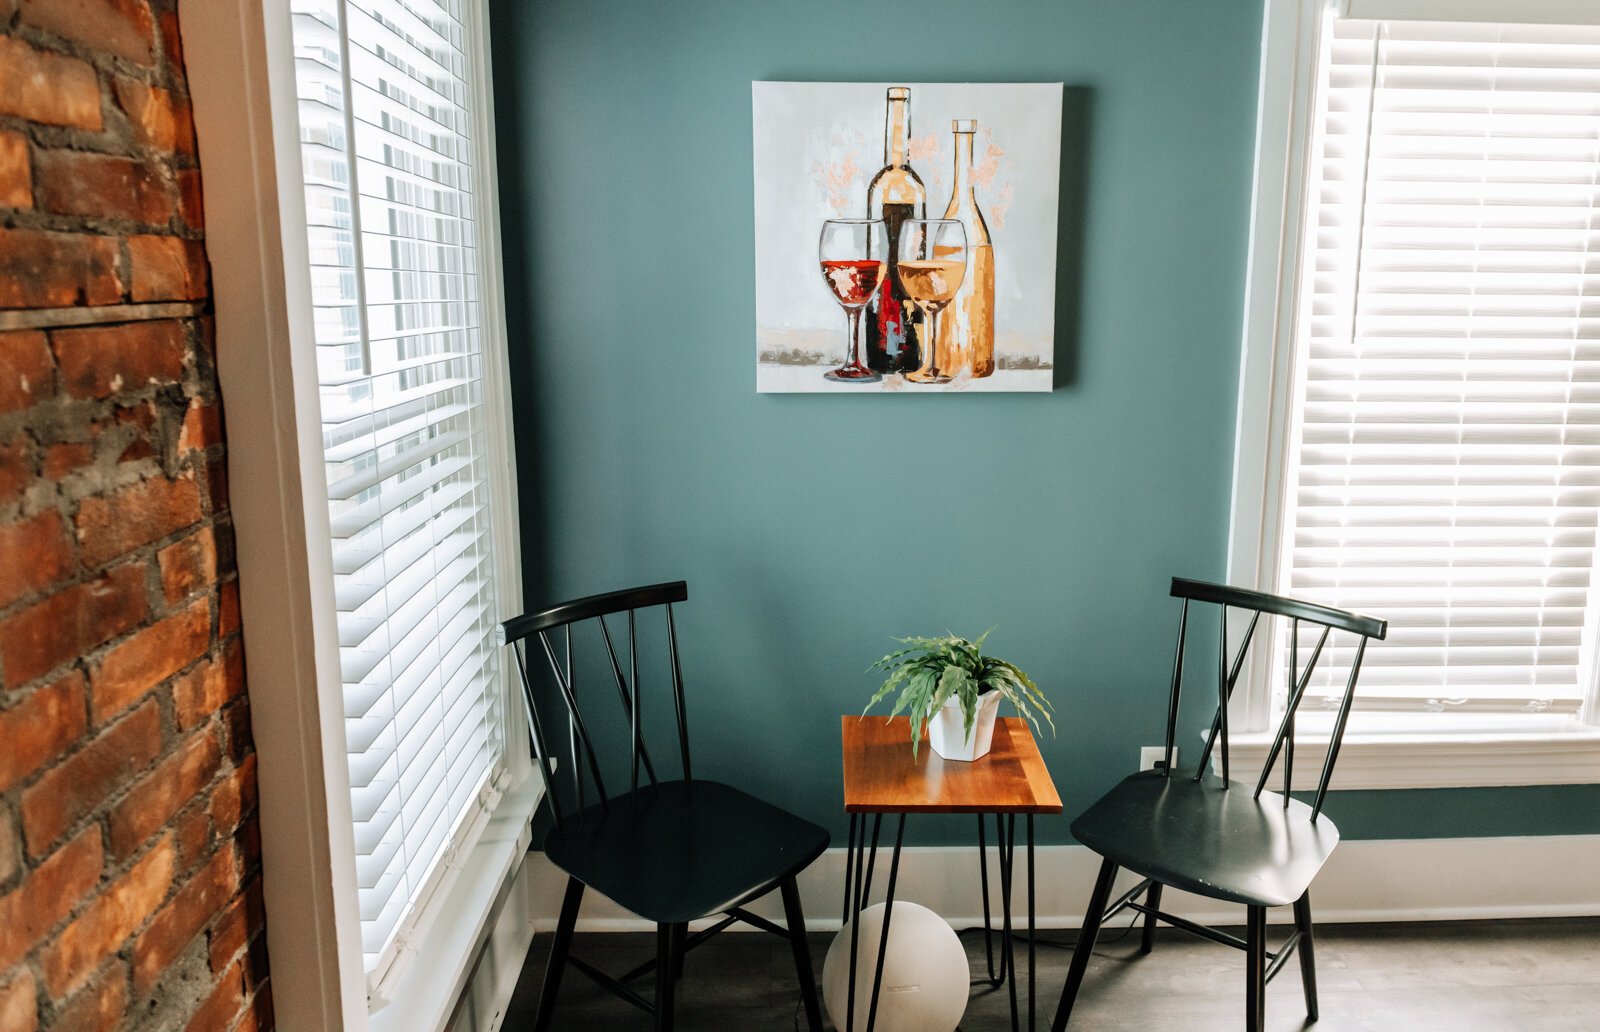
[781,877,824,1032]
[532,876,584,1032]
[1245,905,1267,1032]
[671,922,686,981]
[1294,890,1319,1021]
[1139,881,1163,954]
[654,923,679,1032]
[1050,857,1118,1032]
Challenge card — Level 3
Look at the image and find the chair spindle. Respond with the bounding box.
[666,602,691,781]
[1312,637,1368,821]
[1162,600,1190,777]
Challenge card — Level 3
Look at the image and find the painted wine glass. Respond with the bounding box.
[898,219,968,384]
[819,218,888,383]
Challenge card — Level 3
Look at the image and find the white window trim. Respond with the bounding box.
[1225,0,1600,790]
[179,1,539,1029]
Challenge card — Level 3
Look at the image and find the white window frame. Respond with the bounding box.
[179,1,540,1029]
[1226,0,1600,790]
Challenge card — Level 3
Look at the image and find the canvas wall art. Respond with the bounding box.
[753,81,1063,394]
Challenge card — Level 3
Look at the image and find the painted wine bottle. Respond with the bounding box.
[937,119,995,378]
[864,86,926,374]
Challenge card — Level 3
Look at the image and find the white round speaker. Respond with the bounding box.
[822,902,969,1032]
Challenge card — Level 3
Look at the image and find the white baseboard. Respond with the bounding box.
[526,835,1600,934]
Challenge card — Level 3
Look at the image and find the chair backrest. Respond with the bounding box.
[1159,577,1388,821]
[497,581,691,830]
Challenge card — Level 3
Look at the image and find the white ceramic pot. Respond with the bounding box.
[927,691,1003,762]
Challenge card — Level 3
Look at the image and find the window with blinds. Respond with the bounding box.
[1280,15,1600,721]
[288,0,506,987]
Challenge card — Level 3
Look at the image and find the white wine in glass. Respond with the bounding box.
[898,219,967,385]
[818,218,888,383]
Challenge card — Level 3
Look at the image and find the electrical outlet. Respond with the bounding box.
[1139,746,1174,772]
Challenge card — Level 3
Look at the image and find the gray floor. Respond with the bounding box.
[507,916,1600,1030]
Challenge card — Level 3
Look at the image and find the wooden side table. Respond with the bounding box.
[840,716,1063,1032]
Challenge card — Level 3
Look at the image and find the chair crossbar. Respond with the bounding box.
[568,954,656,1014]
[728,906,794,939]
[1262,929,1305,984]
[615,915,741,984]
[1116,899,1306,983]
[1100,877,1156,923]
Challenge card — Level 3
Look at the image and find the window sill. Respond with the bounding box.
[367,775,543,1032]
[1221,728,1600,790]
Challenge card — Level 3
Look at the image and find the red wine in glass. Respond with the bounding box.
[821,260,882,307]
[819,219,888,383]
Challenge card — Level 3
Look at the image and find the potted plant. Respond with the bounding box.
[863,631,1053,761]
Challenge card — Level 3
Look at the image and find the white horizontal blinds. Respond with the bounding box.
[1282,16,1600,716]
[289,0,504,983]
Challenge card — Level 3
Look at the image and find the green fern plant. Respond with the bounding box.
[863,630,1053,756]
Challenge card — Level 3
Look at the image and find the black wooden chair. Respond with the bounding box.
[1051,577,1388,1032]
[501,581,828,1032]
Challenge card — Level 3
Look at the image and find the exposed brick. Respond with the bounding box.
[0,671,87,794]
[178,399,222,454]
[0,36,102,130]
[176,168,202,230]
[35,150,174,225]
[18,0,157,67]
[127,234,208,302]
[0,228,122,309]
[0,131,30,209]
[0,809,18,886]
[90,597,209,721]
[0,434,31,504]
[217,582,239,638]
[0,331,53,415]
[42,833,174,997]
[173,640,243,730]
[20,701,159,855]
[173,802,210,872]
[114,78,193,155]
[132,843,236,991]
[221,700,252,765]
[0,563,147,690]
[109,729,219,859]
[181,958,240,1032]
[157,527,215,603]
[240,985,271,1032]
[199,457,228,515]
[51,963,126,1032]
[43,442,93,480]
[0,511,75,612]
[0,827,103,970]
[158,8,184,72]
[206,877,261,974]
[73,472,201,570]
[0,969,37,1032]
[52,320,186,401]
[208,754,255,836]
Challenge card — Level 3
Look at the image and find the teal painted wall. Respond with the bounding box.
[488,0,1600,844]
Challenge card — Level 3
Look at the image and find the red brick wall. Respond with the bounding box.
[0,2,270,1030]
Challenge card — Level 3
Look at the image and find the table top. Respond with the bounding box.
[840,716,1063,814]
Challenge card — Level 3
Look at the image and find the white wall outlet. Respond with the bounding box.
[1139,746,1174,771]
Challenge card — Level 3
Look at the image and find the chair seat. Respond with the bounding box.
[542,779,829,926]
[1070,770,1340,907]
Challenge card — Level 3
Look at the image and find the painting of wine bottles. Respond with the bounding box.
[753,82,1063,393]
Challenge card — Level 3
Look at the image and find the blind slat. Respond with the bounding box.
[290,0,505,985]
[1279,15,1600,717]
